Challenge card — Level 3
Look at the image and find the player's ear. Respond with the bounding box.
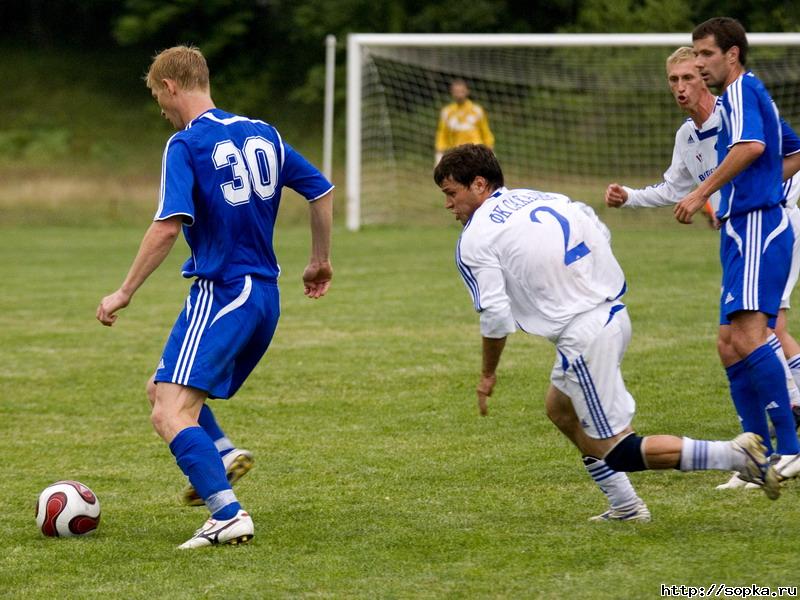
[471,176,488,194]
[162,79,179,96]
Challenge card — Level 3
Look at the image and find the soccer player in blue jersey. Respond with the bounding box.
[96,46,334,548]
[675,18,798,482]
[606,47,800,486]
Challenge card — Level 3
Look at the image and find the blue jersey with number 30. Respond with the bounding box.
[155,108,333,283]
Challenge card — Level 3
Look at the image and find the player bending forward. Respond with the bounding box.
[97,46,334,548]
[435,144,780,521]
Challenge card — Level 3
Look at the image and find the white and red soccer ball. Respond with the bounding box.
[35,481,101,537]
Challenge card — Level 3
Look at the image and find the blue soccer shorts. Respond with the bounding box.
[719,205,793,329]
[154,275,280,399]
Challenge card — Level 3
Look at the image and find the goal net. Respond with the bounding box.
[345,33,800,229]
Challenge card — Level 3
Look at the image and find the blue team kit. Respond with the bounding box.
[153,108,333,397]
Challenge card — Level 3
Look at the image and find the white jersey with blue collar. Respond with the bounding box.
[622,98,800,213]
[623,105,721,211]
[456,187,626,347]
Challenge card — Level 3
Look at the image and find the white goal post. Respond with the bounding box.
[345,33,800,230]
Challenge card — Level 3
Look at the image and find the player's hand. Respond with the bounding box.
[700,200,721,230]
[96,289,131,327]
[604,183,628,208]
[674,189,708,224]
[476,373,496,416]
[303,260,333,299]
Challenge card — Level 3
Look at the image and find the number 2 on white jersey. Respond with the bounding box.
[529,206,591,265]
[212,136,278,206]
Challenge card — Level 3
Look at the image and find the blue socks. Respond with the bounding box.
[726,359,773,454]
[744,344,800,456]
[169,426,241,520]
[198,403,234,457]
[727,343,800,456]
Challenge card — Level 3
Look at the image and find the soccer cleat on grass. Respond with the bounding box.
[715,471,749,489]
[588,501,651,523]
[730,433,780,500]
[178,509,254,549]
[181,448,254,507]
[773,453,800,482]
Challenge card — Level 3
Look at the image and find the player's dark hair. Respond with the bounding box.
[433,144,504,191]
[692,17,748,66]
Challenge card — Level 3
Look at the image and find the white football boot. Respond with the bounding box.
[730,433,780,500]
[182,448,254,506]
[589,500,651,523]
[773,453,800,482]
[715,472,749,489]
[178,509,254,549]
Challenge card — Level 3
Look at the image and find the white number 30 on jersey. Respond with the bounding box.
[212,137,278,206]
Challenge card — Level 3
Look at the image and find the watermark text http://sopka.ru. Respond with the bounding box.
[660,584,797,598]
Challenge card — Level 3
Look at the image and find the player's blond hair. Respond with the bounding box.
[146,45,210,92]
[666,46,695,74]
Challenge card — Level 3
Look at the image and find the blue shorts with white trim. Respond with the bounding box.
[719,205,793,328]
[154,275,280,399]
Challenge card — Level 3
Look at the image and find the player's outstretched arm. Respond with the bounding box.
[675,141,764,223]
[303,190,333,299]
[477,336,506,416]
[96,217,182,326]
[604,183,628,208]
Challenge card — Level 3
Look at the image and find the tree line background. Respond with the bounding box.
[5,0,799,128]
[1,0,799,222]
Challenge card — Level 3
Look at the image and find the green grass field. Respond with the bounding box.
[1,208,799,598]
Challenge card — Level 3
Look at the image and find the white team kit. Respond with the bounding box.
[621,100,800,308]
[457,188,634,439]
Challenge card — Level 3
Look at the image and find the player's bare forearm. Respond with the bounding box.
[477,336,506,416]
[675,142,764,223]
[482,335,506,377]
[96,217,181,326]
[784,153,800,181]
[304,191,333,299]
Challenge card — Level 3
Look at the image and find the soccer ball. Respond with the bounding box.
[35,481,101,537]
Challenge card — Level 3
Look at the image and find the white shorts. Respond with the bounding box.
[550,305,635,440]
[781,205,800,309]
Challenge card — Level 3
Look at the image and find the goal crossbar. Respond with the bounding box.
[346,32,800,230]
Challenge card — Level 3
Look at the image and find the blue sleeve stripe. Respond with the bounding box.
[455,238,481,311]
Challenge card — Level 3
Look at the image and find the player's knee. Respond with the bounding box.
[149,403,166,433]
[149,394,176,436]
[145,378,157,408]
[603,432,647,472]
[716,335,738,366]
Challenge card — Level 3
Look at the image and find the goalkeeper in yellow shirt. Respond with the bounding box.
[435,79,495,164]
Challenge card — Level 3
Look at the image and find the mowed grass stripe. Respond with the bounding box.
[1,212,798,598]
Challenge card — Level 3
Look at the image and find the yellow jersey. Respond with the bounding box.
[435,99,495,152]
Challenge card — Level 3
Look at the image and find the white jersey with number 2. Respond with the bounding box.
[456,187,627,353]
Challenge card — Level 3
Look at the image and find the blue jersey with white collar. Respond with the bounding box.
[155,108,333,283]
[717,72,783,219]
